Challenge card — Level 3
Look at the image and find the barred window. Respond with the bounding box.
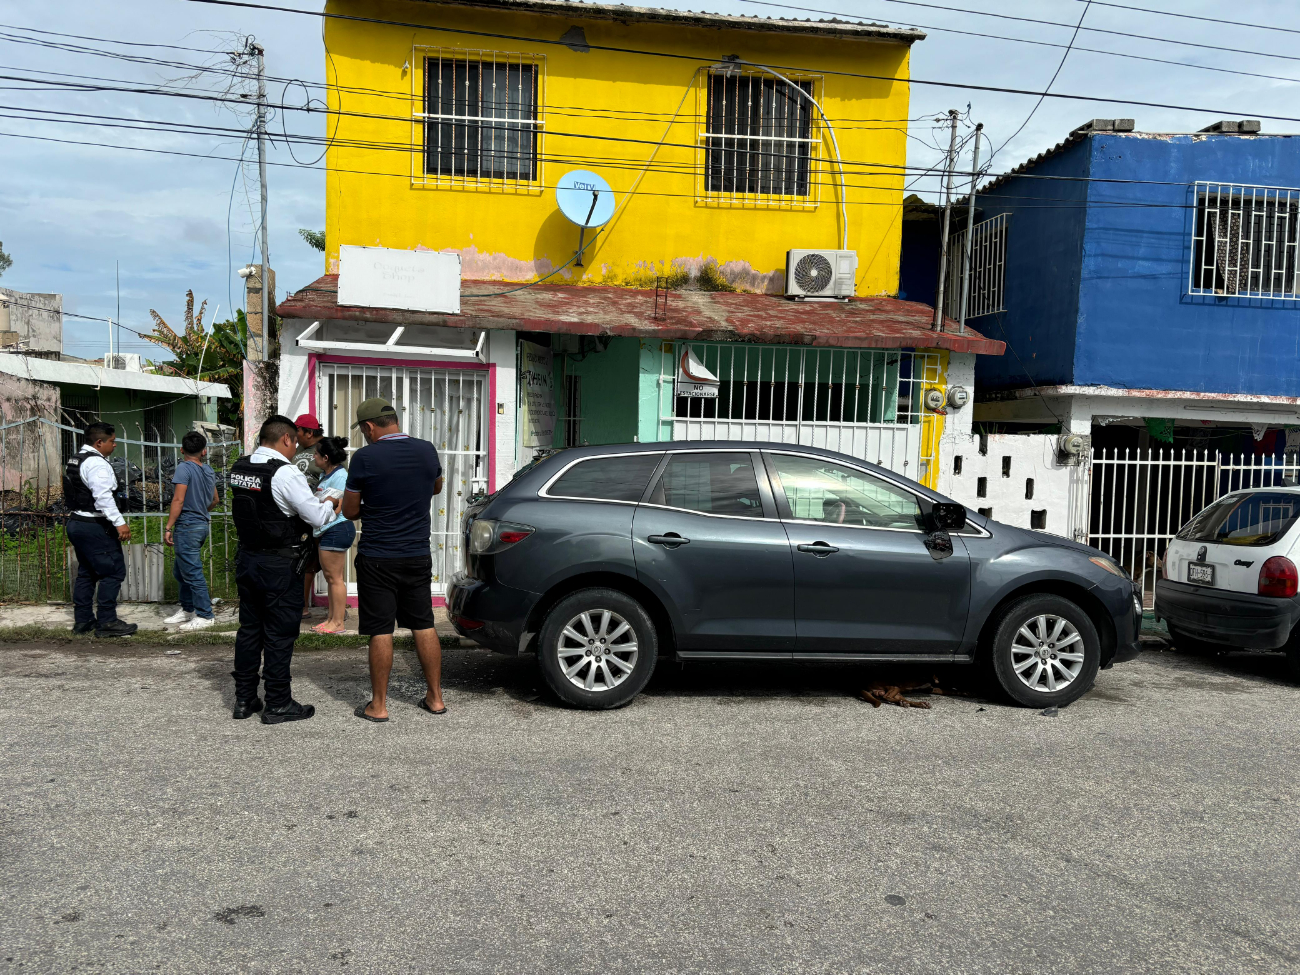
[943,213,1009,320]
[704,72,813,198]
[424,56,539,181]
[1190,182,1300,299]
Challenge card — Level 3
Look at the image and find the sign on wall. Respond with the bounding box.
[674,346,719,399]
[337,245,461,314]
[519,340,556,448]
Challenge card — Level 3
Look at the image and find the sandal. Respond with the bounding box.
[354,702,388,723]
[312,622,346,635]
[418,698,447,716]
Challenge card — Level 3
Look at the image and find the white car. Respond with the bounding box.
[1156,487,1300,679]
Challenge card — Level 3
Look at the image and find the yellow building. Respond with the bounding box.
[321,0,919,295]
[276,0,1004,600]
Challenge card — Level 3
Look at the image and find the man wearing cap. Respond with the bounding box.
[341,397,446,722]
[292,412,326,616]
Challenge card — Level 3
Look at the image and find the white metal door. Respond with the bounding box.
[1088,447,1300,606]
[657,342,934,480]
[317,361,489,596]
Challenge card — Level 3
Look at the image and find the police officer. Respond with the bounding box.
[64,422,137,637]
[229,415,339,724]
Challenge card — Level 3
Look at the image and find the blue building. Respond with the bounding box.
[902,119,1300,567]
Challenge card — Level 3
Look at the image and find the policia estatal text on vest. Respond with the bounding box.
[63,422,138,637]
[229,415,340,724]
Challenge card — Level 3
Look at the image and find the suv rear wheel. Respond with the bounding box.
[990,594,1100,708]
[537,588,658,709]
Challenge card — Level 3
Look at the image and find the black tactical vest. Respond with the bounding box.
[63,451,102,515]
[229,454,310,552]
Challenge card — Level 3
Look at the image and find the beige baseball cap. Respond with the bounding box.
[351,397,398,428]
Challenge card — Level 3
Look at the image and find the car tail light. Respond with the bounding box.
[451,615,485,630]
[1258,556,1298,597]
[468,519,535,554]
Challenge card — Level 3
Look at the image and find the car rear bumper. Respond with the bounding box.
[445,574,540,655]
[1154,578,1300,649]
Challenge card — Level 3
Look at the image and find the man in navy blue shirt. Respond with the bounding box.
[342,397,446,722]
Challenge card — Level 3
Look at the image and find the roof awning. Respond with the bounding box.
[277,276,1005,356]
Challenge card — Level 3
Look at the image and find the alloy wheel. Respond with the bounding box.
[556,609,639,693]
[1011,614,1085,693]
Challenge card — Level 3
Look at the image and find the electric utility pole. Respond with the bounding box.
[253,38,269,361]
[932,109,960,331]
[957,123,983,336]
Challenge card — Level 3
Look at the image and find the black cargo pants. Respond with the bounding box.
[232,549,303,707]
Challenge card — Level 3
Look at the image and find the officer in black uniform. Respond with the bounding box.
[64,422,137,637]
[229,415,339,723]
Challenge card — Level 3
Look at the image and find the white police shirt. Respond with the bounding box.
[75,445,125,527]
[248,445,336,529]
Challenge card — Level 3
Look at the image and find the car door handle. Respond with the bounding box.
[647,533,690,547]
[797,541,839,557]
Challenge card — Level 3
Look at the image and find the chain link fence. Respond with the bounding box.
[0,417,242,605]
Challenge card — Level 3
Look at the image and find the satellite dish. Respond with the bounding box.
[556,170,615,228]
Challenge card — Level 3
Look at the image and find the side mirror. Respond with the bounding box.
[930,502,967,532]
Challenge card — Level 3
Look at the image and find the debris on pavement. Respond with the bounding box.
[1041,706,1059,717]
[859,681,933,709]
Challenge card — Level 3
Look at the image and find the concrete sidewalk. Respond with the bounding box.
[0,599,466,642]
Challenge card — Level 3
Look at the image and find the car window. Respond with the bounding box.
[547,453,664,502]
[1177,491,1300,547]
[768,453,923,530]
[649,452,764,516]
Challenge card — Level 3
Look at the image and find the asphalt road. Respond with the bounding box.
[2,640,1298,975]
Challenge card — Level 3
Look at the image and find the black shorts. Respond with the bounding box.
[354,553,437,636]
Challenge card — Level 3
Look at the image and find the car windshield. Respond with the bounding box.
[1177,491,1300,547]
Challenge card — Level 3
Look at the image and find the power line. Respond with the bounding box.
[173,0,1300,126]
[1064,0,1300,38]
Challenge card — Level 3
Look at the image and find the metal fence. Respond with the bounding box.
[0,416,242,604]
[1088,447,1300,606]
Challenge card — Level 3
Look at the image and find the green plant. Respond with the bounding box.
[144,292,248,427]
[0,240,11,277]
[299,228,326,251]
[695,258,736,293]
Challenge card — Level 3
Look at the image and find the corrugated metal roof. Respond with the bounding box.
[277,275,1004,355]
[0,353,232,398]
[404,0,924,42]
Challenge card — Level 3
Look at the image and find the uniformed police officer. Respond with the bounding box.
[63,422,137,637]
[229,415,339,724]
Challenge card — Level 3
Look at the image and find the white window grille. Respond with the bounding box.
[1189,181,1300,299]
[656,341,939,479]
[700,70,818,205]
[944,213,1008,320]
[416,49,543,188]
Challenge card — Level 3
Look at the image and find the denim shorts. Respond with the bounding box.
[316,520,357,552]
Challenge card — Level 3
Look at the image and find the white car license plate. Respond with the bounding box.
[1187,562,1214,585]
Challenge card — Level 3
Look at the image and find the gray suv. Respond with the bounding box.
[447,442,1142,708]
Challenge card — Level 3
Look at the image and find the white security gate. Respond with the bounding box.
[656,342,938,479]
[1089,447,1300,606]
[317,361,489,596]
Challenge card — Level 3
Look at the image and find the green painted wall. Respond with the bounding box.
[550,337,640,447]
[60,383,219,443]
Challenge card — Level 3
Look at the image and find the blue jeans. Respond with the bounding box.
[172,517,213,618]
[66,518,126,628]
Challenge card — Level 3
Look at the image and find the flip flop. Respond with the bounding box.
[418,698,447,716]
[312,622,346,634]
[354,702,388,723]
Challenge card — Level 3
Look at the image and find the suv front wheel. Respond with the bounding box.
[990,594,1101,707]
[538,588,659,709]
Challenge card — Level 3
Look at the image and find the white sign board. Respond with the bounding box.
[674,346,719,399]
[519,340,556,448]
[337,245,461,315]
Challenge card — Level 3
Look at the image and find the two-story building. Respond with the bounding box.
[274,0,1006,601]
[906,117,1300,598]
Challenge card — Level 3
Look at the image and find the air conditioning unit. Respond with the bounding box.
[785,249,857,300]
[105,353,142,372]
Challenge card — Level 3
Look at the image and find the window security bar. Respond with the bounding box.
[943,212,1008,321]
[1189,181,1300,299]
[296,320,486,361]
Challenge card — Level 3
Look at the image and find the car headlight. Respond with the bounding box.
[1089,556,1127,578]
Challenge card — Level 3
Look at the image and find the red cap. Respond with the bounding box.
[294,413,322,431]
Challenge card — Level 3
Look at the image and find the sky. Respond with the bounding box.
[0,0,1297,359]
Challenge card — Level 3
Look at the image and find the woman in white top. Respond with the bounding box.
[311,437,355,634]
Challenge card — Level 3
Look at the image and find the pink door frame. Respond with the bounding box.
[306,352,498,610]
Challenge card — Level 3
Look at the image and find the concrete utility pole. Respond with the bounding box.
[254,38,269,361]
[932,109,960,331]
[957,123,983,336]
